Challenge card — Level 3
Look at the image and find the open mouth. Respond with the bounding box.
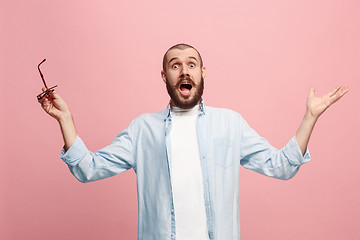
[180,83,193,92]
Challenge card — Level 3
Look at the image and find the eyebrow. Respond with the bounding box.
[168,56,199,65]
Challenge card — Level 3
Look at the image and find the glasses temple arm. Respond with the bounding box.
[38,59,48,89]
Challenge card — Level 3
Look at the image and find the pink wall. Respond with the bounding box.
[1,0,359,239]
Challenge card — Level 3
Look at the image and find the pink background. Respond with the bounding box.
[1,0,359,239]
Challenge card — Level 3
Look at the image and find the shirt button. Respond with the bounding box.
[171,233,174,236]
[171,209,174,212]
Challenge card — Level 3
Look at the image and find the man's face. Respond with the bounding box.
[161,48,206,109]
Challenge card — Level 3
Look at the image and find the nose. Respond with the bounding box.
[180,64,190,77]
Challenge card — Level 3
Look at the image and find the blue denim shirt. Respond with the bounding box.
[61,102,310,240]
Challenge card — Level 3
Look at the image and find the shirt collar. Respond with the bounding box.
[163,100,206,121]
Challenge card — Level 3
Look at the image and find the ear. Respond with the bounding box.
[161,70,167,83]
[201,66,206,79]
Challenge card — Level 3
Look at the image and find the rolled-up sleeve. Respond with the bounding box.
[282,136,311,165]
[60,135,88,166]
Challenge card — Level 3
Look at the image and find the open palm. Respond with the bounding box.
[306,85,349,119]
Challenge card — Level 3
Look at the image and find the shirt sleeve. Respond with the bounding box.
[239,115,310,180]
[60,127,134,183]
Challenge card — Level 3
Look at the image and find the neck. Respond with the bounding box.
[171,104,200,117]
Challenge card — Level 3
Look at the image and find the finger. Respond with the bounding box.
[308,87,315,98]
[37,92,48,102]
[39,88,50,101]
[38,94,49,104]
[39,98,48,109]
[50,90,58,97]
[334,86,349,99]
[330,86,349,103]
[38,93,49,102]
[341,85,350,94]
[48,90,61,102]
[38,96,45,103]
[329,85,342,97]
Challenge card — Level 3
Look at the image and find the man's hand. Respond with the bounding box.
[296,85,349,155]
[38,88,77,151]
[38,87,71,122]
[306,85,349,120]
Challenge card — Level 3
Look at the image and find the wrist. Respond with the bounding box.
[57,111,73,124]
[303,111,318,124]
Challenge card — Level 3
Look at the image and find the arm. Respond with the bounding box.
[239,85,348,180]
[38,88,77,151]
[296,85,349,155]
[239,116,309,180]
[39,88,134,182]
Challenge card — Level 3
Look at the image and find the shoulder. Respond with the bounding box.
[205,105,242,119]
[127,108,167,130]
[135,108,167,122]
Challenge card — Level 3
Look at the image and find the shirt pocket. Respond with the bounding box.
[213,138,233,168]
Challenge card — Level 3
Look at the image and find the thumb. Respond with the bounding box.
[309,87,315,98]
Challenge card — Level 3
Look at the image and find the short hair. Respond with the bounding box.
[162,43,203,72]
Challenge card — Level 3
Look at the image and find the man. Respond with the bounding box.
[39,43,348,240]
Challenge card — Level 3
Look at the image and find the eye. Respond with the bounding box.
[172,64,179,69]
[189,63,195,68]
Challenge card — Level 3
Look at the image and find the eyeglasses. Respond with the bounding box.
[37,59,57,101]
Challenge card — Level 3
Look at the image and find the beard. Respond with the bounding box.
[166,75,204,109]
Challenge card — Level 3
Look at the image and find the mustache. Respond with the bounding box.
[177,76,195,86]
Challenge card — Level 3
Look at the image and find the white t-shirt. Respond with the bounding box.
[170,105,209,240]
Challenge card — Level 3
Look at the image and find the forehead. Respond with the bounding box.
[165,48,201,63]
